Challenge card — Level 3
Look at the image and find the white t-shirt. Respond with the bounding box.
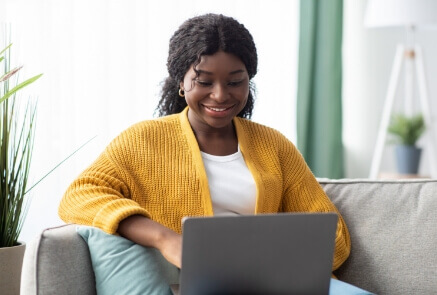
[201,147,257,216]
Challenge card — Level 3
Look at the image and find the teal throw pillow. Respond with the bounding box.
[329,278,375,295]
[76,226,179,295]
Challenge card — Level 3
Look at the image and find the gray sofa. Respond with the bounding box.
[20,179,437,294]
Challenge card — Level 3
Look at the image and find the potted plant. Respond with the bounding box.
[0,43,42,294]
[387,113,426,174]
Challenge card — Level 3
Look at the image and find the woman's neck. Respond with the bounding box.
[191,125,238,156]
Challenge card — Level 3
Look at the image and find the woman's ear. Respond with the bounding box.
[178,81,186,98]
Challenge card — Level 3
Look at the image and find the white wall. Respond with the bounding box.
[343,0,437,178]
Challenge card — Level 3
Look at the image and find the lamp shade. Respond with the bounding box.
[365,0,437,28]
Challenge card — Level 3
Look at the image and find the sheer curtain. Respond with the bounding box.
[0,0,299,242]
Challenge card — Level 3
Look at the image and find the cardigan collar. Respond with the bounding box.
[177,107,263,214]
[177,107,248,150]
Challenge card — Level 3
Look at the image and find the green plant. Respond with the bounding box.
[0,43,42,247]
[0,41,95,248]
[388,113,426,146]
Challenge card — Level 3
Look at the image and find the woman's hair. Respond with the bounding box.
[156,13,258,118]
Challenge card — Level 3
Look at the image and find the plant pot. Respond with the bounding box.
[395,145,422,174]
[0,242,26,295]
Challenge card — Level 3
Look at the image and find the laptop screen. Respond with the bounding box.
[178,213,338,295]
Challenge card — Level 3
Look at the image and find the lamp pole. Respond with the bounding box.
[369,45,405,179]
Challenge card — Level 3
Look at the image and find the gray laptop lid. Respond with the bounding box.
[178,213,338,295]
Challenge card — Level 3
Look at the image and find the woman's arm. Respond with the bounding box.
[60,152,183,267]
[58,152,150,234]
[279,140,351,271]
[283,171,351,270]
[118,215,182,268]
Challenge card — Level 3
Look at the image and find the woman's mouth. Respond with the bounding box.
[206,106,230,112]
[203,105,235,116]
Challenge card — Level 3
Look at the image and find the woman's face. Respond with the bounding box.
[180,51,250,133]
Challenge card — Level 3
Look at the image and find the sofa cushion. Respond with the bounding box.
[319,179,437,295]
[21,224,96,295]
[76,226,179,295]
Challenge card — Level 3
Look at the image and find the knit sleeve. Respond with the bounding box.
[58,148,150,235]
[279,140,351,271]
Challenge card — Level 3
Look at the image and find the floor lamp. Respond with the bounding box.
[365,0,437,179]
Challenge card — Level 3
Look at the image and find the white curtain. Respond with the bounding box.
[0,0,299,242]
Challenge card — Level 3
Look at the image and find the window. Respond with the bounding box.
[1,0,298,241]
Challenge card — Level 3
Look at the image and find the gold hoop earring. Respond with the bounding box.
[179,89,185,97]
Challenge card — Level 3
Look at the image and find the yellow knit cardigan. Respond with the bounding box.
[59,108,350,270]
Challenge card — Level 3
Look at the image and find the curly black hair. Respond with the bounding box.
[156,13,258,118]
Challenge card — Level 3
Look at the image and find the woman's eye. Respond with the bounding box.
[195,80,212,87]
[228,80,243,86]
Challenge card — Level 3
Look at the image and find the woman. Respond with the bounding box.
[59,13,350,275]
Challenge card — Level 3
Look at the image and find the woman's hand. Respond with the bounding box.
[118,215,182,268]
[156,228,182,268]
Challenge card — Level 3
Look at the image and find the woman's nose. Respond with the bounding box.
[210,84,229,102]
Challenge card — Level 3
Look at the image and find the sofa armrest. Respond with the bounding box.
[21,224,96,295]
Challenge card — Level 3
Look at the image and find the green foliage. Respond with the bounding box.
[0,43,42,247]
[0,41,93,248]
[387,113,426,146]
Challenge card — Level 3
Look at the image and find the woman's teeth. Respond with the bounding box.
[207,106,228,112]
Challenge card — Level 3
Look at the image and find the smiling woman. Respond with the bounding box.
[0,0,299,244]
[181,52,250,154]
[57,15,351,295]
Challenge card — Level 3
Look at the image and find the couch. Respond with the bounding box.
[20,179,437,294]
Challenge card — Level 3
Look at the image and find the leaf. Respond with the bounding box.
[387,113,425,145]
[0,73,43,104]
[0,66,23,82]
[0,43,12,57]
[25,135,97,194]
[0,44,13,65]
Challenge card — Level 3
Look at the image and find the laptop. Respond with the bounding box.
[171,212,338,295]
